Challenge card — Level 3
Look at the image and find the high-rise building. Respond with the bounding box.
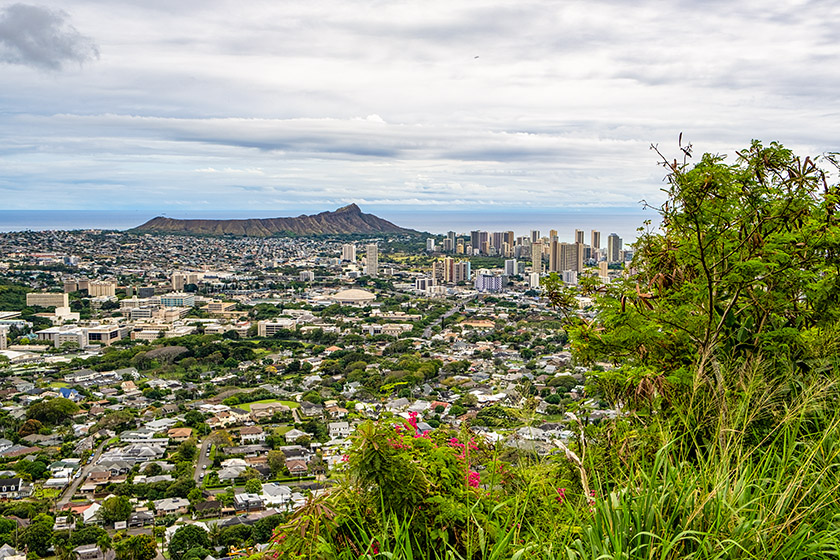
[599,261,609,277]
[26,292,69,308]
[491,232,505,253]
[88,281,116,297]
[171,272,198,292]
[504,231,515,248]
[426,238,436,252]
[531,230,541,244]
[0,325,8,350]
[549,229,558,242]
[575,229,585,244]
[607,234,623,263]
[562,270,578,285]
[454,261,471,283]
[474,274,503,293]
[447,231,456,250]
[300,271,315,282]
[341,243,356,262]
[531,242,544,272]
[432,260,446,283]
[550,242,581,272]
[549,240,560,273]
[504,259,517,276]
[529,272,541,288]
[415,277,435,292]
[365,244,379,276]
[470,230,481,253]
[591,230,601,250]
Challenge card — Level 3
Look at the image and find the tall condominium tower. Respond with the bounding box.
[470,230,481,253]
[531,230,541,244]
[591,230,601,250]
[491,232,505,254]
[574,229,585,244]
[341,243,356,262]
[549,241,581,273]
[504,259,517,276]
[365,243,379,276]
[607,233,622,263]
[531,241,544,272]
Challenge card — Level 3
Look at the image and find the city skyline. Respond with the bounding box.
[2,1,839,214]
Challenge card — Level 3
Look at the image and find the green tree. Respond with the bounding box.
[20,521,52,557]
[175,439,197,462]
[577,141,840,383]
[114,534,157,560]
[169,525,210,560]
[27,398,79,425]
[100,495,132,524]
[244,478,263,494]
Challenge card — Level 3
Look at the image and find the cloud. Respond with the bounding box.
[0,3,98,70]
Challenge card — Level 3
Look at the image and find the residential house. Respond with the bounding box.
[286,459,308,476]
[328,422,350,440]
[233,493,264,513]
[260,483,293,507]
[167,427,193,442]
[0,544,24,560]
[283,428,308,444]
[0,478,31,499]
[73,544,115,560]
[193,500,222,519]
[153,497,190,516]
[239,425,265,444]
[128,510,155,527]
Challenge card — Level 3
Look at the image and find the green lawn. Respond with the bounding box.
[49,381,69,388]
[237,399,299,411]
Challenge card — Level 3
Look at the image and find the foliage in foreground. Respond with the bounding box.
[266,141,840,559]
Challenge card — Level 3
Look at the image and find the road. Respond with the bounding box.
[57,439,106,509]
[194,436,211,483]
[423,304,462,338]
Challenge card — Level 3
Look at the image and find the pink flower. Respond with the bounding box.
[556,487,566,504]
[467,470,480,488]
[448,437,465,448]
[341,454,350,463]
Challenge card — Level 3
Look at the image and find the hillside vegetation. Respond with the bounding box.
[269,141,840,560]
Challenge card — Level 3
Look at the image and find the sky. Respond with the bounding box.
[1,0,839,221]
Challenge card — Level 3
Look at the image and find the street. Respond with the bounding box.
[57,439,106,509]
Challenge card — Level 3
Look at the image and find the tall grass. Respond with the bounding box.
[269,358,840,560]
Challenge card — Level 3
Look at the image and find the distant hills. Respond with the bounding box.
[133,204,418,236]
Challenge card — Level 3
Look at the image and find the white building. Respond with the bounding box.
[341,244,356,262]
[365,244,378,277]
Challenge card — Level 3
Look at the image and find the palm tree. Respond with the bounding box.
[55,543,77,560]
[208,522,222,547]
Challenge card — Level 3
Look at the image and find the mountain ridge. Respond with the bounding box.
[132,204,418,236]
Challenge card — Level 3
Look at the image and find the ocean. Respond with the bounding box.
[0,207,659,243]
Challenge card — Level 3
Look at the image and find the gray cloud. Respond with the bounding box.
[0,3,98,70]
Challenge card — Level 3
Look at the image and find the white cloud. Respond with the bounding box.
[1,0,838,214]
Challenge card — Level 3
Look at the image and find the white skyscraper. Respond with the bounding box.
[365,243,379,276]
[341,243,356,262]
